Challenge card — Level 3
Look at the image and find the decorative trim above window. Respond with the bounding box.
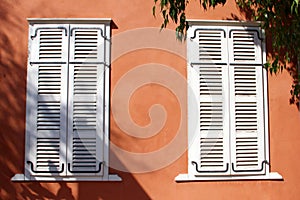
[176,20,282,181]
[12,18,121,182]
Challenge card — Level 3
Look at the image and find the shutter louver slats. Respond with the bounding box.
[39,30,63,60]
[200,102,223,130]
[72,138,97,169]
[68,25,105,175]
[197,30,226,63]
[69,25,105,63]
[29,63,68,174]
[235,101,258,131]
[232,32,256,61]
[68,64,104,175]
[36,138,60,169]
[25,21,111,180]
[235,135,259,167]
[189,27,230,175]
[35,64,64,173]
[67,25,105,175]
[189,25,267,177]
[200,66,223,96]
[37,65,61,130]
[74,65,98,94]
[229,28,266,174]
[36,65,61,171]
[234,66,257,95]
[200,137,224,167]
[197,28,229,174]
[73,101,97,130]
[67,25,106,175]
[74,31,98,60]
[33,64,67,174]
[230,30,262,64]
[198,64,229,174]
[30,26,68,63]
[25,25,69,175]
[230,65,265,173]
[37,101,60,130]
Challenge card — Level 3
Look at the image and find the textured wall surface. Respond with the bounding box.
[0,0,299,199]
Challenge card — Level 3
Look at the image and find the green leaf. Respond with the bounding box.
[153,0,300,104]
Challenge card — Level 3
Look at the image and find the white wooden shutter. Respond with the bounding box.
[67,25,106,175]
[189,28,227,63]
[228,28,266,175]
[228,28,262,64]
[25,25,69,176]
[188,27,230,175]
[30,24,69,63]
[69,24,105,62]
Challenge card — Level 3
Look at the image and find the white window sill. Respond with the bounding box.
[175,172,283,182]
[11,174,122,182]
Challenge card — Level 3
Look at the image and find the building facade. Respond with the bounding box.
[0,0,299,199]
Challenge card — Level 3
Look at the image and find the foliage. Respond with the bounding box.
[236,0,300,104]
[153,0,300,105]
[153,0,226,39]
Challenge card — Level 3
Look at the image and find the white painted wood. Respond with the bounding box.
[11,173,122,182]
[25,24,69,177]
[185,21,278,179]
[19,19,117,181]
[67,63,105,176]
[228,27,266,175]
[28,18,112,24]
[103,23,111,180]
[228,27,262,64]
[69,24,105,63]
[187,20,261,27]
[261,28,270,175]
[175,172,283,181]
[188,26,230,176]
[30,24,69,63]
[67,24,107,176]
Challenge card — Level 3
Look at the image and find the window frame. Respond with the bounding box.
[176,20,282,181]
[12,18,121,182]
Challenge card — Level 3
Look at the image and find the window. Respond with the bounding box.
[12,19,121,181]
[176,20,282,181]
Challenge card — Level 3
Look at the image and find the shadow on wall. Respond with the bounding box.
[0,1,150,199]
[227,2,300,109]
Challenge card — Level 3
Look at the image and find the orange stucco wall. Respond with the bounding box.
[0,0,300,199]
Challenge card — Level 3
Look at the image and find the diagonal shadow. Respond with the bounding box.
[0,2,150,199]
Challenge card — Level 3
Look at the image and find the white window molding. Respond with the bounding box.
[12,18,121,182]
[177,20,282,181]
[175,172,283,182]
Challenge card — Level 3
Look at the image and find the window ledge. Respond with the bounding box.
[175,172,283,182]
[11,174,122,182]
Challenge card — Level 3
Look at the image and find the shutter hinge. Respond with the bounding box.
[231,160,269,173]
[192,161,229,173]
[67,162,103,173]
[30,61,67,65]
[31,27,68,39]
[70,27,110,41]
[190,62,227,67]
[229,29,264,41]
[27,161,64,173]
[191,28,226,40]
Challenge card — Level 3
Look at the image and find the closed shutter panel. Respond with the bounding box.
[30,25,69,63]
[69,24,105,62]
[189,28,230,175]
[25,25,69,175]
[229,29,262,64]
[67,25,105,175]
[228,28,266,175]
